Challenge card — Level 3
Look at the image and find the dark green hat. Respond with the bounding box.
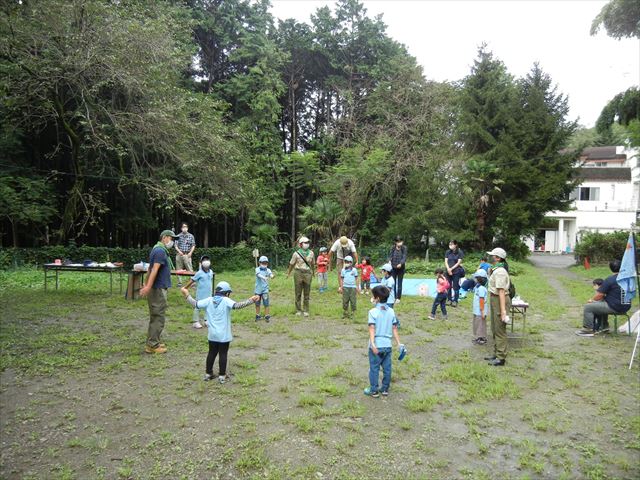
[159,229,179,239]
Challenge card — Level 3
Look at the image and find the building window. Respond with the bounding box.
[578,187,600,201]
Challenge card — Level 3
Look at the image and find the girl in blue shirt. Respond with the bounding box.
[185,255,214,329]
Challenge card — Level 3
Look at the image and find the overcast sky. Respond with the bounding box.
[270,0,640,128]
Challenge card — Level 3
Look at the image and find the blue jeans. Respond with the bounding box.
[368,347,392,393]
[431,292,448,315]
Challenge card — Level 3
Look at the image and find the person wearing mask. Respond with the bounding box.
[484,248,511,366]
[175,222,196,285]
[287,236,315,317]
[140,230,179,354]
[388,235,407,303]
[444,240,465,307]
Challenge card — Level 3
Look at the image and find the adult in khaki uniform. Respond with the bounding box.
[484,247,511,366]
[287,236,315,317]
[140,230,178,354]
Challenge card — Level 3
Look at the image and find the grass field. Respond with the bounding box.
[0,261,638,479]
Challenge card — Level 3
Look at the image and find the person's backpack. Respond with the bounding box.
[508,280,516,300]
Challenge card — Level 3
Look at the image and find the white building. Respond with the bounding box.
[527,146,639,253]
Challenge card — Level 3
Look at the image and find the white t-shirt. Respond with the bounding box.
[330,238,357,260]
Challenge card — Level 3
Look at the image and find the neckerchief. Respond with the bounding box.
[153,241,176,272]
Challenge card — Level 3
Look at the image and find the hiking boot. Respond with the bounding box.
[363,387,379,398]
[576,328,595,337]
[144,344,167,354]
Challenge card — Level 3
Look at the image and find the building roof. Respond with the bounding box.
[580,146,626,161]
[579,167,631,181]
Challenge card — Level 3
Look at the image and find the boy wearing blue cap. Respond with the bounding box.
[181,282,259,383]
[364,285,402,398]
[471,269,489,345]
[184,255,214,329]
[254,256,275,322]
[339,255,360,319]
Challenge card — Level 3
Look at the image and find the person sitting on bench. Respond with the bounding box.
[577,259,631,337]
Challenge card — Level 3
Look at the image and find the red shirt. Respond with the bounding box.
[357,263,374,281]
[316,254,329,273]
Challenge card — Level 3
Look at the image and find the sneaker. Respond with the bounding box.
[203,373,214,381]
[303,312,309,317]
[595,328,610,335]
[477,337,487,345]
[381,391,389,397]
[363,387,379,398]
[144,344,167,354]
[442,316,448,321]
[395,299,400,304]
[576,328,595,337]
[255,315,262,322]
[265,315,271,323]
[472,338,480,345]
[218,376,226,384]
[428,315,435,320]
[295,311,302,316]
[193,322,203,329]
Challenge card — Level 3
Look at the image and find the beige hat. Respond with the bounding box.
[339,236,348,246]
[486,247,507,259]
[298,236,310,244]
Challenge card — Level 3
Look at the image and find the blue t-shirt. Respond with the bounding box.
[368,304,398,348]
[341,267,358,288]
[149,246,171,289]
[196,294,236,342]
[598,273,631,313]
[479,262,491,272]
[255,267,273,294]
[381,275,395,304]
[472,284,489,316]
[191,268,213,301]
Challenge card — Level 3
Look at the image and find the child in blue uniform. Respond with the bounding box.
[185,255,214,329]
[181,282,258,383]
[380,263,395,308]
[471,269,489,345]
[254,256,275,322]
[364,285,402,398]
[339,255,360,319]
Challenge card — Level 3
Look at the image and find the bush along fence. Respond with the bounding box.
[573,231,629,264]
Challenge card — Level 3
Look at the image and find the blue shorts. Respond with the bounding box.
[255,293,270,307]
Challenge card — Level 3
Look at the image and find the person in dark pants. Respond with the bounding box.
[388,235,407,303]
[444,240,464,307]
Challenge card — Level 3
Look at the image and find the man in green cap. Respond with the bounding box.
[140,229,178,353]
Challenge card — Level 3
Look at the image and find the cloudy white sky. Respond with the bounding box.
[270,0,640,128]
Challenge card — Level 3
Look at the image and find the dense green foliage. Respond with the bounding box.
[591,0,640,39]
[1,0,578,257]
[573,231,630,263]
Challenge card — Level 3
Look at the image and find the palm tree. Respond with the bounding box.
[298,197,346,244]
[462,158,503,249]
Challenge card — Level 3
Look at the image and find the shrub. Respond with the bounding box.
[574,231,629,264]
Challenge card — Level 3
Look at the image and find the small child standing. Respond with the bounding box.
[429,268,450,320]
[181,282,258,383]
[471,269,489,344]
[184,255,214,329]
[254,256,275,322]
[316,247,329,293]
[339,255,360,319]
[356,257,374,295]
[364,285,401,398]
[380,263,396,308]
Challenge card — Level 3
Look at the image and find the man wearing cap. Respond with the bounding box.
[140,230,178,354]
[484,247,511,366]
[329,236,358,273]
[287,236,315,316]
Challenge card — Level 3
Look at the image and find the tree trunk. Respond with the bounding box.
[10,219,17,247]
[291,188,297,242]
[203,224,209,248]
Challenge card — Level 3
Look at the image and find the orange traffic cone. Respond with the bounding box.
[584,256,591,270]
